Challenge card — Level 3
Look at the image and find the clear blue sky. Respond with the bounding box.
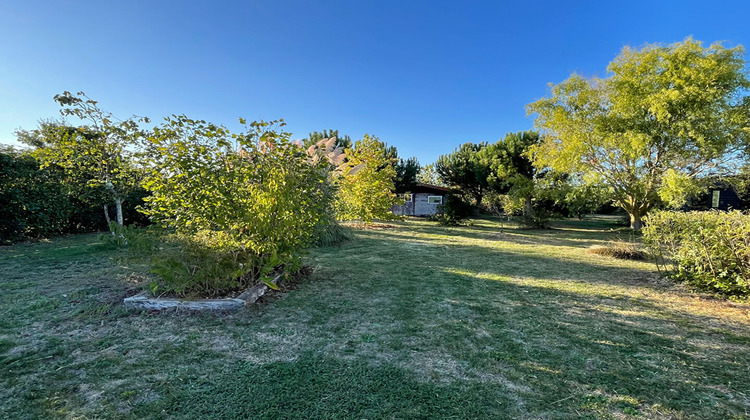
[2,0,749,164]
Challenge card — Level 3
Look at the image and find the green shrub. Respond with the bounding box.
[643,211,750,297]
[0,145,149,244]
[335,134,399,223]
[431,193,474,225]
[140,117,333,296]
[443,193,474,219]
[151,231,265,297]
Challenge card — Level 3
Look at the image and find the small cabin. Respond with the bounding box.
[392,183,450,216]
[686,182,744,211]
[707,186,743,211]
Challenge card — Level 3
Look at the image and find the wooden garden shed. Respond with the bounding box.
[391,183,450,216]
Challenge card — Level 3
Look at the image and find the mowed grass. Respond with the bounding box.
[1,217,750,419]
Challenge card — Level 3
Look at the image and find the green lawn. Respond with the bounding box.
[1,217,749,419]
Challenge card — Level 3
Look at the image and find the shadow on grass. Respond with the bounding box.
[323,227,750,417]
[128,223,750,418]
[353,228,655,288]
[381,217,638,250]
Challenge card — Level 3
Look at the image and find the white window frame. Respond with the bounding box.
[427,195,443,205]
[403,193,413,203]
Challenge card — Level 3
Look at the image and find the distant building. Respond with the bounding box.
[391,183,450,216]
[687,181,744,211]
[706,186,743,211]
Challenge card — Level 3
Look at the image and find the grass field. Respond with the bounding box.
[1,216,749,419]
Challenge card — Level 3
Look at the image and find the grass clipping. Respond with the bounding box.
[587,240,646,261]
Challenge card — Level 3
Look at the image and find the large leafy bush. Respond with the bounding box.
[140,117,333,296]
[336,134,399,223]
[643,211,750,297]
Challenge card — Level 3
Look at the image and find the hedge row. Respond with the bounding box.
[643,210,750,297]
[0,147,147,244]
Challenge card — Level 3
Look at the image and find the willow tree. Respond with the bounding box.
[527,38,750,230]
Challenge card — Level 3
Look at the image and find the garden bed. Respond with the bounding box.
[123,274,282,311]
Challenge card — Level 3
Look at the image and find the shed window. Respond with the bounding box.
[403,193,413,203]
[427,195,443,205]
[712,190,720,208]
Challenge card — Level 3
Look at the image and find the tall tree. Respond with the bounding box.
[435,142,489,205]
[527,38,750,229]
[416,163,446,187]
[731,165,750,206]
[394,157,421,193]
[481,131,541,215]
[336,134,398,223]
[305,129,352,150]
[17,92,148,228]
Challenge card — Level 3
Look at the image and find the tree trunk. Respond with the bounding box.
[524,196,533,216]
[103,204,112,225]
[629,211,643,231]
[474,193,483,208]
[115,197,124,226]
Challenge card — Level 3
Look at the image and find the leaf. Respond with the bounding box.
[263,278,280,290]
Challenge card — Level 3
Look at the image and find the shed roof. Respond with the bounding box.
[410,183,450,194]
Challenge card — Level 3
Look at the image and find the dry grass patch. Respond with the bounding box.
[587,240,647,260]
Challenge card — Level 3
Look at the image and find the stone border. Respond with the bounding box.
[123,274,282,311]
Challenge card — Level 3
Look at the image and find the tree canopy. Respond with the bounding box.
[17,92,148,228]
[416,163,445,187]
[336,134,398,223]
[481,131,541,215]
[435,142,489,205]
[527,38,750,229]
[394,156,421,193]
[305,129,352,150]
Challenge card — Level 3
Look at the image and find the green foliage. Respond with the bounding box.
[527,38,750,229]
[562,181,612,219]
[730,165,750,206]
[658,169,703,209]
[435,143,489,206]
[432,192,474,225]
[304,129,352,150]
[394,156,420,193]
[304,136,352,246]
[336,134,399,223]
[482,131,540,190]
[515,208,558,229]
[312,221,354,247]
[0,146,71,243]
[479,131,543,216]
[643,211,750,297]
[152,230,265,297]
[17,92,148,228]
[140,116,332,295]
[416,163,446,187]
